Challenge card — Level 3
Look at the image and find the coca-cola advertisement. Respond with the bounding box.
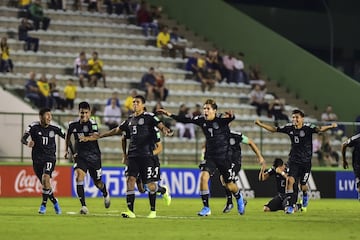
[0,165,72,197]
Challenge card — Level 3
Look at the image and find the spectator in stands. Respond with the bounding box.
[49,76,65,111]
[123,89,137,116]
[313,134,325,166]
[156,25,171,57]
[0,37,14,73]
[74,51,89,88]
[19,0,31,9]
[206,49,224,82]
[28,0,51,31]
[321,133,340,167]
[18,17,39,52]
[175,104,195,139]
[222,54,236,83]
[104,0,127,15]
[268,98,289,126]
[24,71,41,108]
[196,53,216,92]
[88,51,107,88]
[37,74,52,108]
[169,27,186,59]
[185,51,200,79]
[234,52,249,84]
[248,64,262,81]
[192,103,202,118]
[103,98,122,130]
[47,0,65,11]
[154,71,169,101]
[106,91,121,108]
[137,1,158,37]
[88,0,102,12]
[249,84,270,117]
[321,105,345,138]
[140,67,157,101]
[63,78,77,110]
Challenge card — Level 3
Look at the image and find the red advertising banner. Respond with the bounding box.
[0,165,72,197]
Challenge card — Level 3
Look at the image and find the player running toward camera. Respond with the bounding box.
[82,95,173,218]
[342,132,360,200]
[221,130,266,213]
[158,99,246,216]
[121,126,171,205]
[255,109,337,214]
[21,108,65,214]
[65,101,110,215]
[259,158,302,212]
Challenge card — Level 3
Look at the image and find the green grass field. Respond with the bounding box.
[0,197,359,240]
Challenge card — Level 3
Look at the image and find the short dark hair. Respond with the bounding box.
[273,158,284,168]
[134,95,146,104]
[292,109,304,117]
[39,108,51,116]
[204,99,217,110]
[79,101,90,110]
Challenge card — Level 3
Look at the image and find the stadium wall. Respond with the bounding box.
[0,165,356,199]
[148,0,360,121]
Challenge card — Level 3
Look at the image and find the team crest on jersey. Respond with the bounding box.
[229,138,236,145]
[83,125,89,132]
[138,118,144,125]
[212,122,219,129]
[49,131,55,138]
[300,130,305,137]
[38,131,42,135]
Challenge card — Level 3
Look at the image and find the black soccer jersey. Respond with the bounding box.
[265,167,288,194]
[22,121,65,163]
[344,133,360,164]
[229,131,244,164]
[277,123,319,163]
[119,112,161,157]
[172,114,234,159]
[67,119,101,161]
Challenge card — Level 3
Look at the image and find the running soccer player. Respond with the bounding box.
[21,108,65,214]
[65,101,110,214]
[221,130,265,213]
[259,158,302,212]
[158,99,246,216]
[85,95,173,218]
[342,132,360,200]
[121,125,171,205]
[255,109,337,214]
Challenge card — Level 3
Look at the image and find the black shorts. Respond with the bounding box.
[199,157,233,183]
[74,157,103,182]
[264,193,286,211]
[33,160,56,181]
[288,161,311,186]
[230,162,241,183]
[152,155,161,181]
[128,155,157,184]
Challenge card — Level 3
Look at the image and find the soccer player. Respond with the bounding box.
[341,132,360,200]
[21,108,65,214]
[158,99,246,216]
[83,95,173,218]
[64,101,110,214]
[259,158,302,212]
[255,109,337,214]
[121,126,171,205]
[221,130,266,213]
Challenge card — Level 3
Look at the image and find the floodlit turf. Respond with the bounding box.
[0,197,359,240]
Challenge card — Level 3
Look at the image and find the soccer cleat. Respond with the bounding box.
[147,211,157,219]
[197,207,211,216]
[285,206,294,214]
[237,194,245,215]
[222,203,234,213]
[104,191,111,209]
[121,208,136,218]
[302,195,309,208]
[38,205,46,214]
[53,201,62,214]
[162,186,172,206]
[80,206,89,215]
